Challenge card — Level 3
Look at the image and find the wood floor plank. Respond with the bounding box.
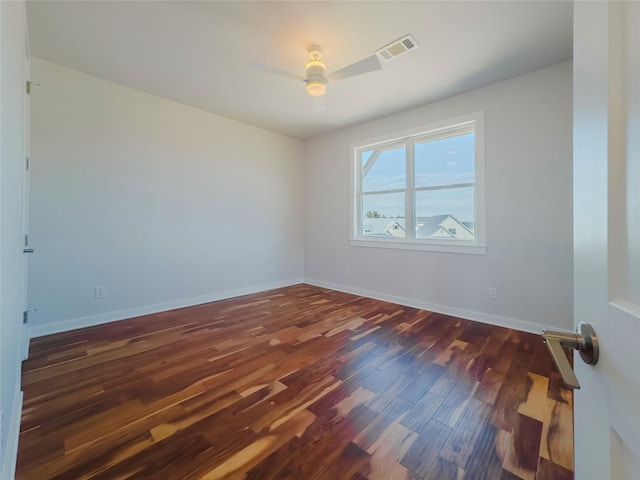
[498,413,544,480]
[356,423,418,480]
[473,367,505,405]
[16,284,573,480]
[536,457,574,480]
[429,371,458,397]
[400,418,452,477]
[199,409,316,480]
[243,437,302,480]
[309,442,370,480]
[400,392,443,434]
[424,456,465,480]
[433,374,479,427]
[365,374,413,413]
[439,397,492,469]
[286,405,378,479]
[539,398,574,471]
[398,363,445,403]
[352,397,413,454]
[463,421,509,480]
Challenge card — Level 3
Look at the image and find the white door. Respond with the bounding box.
[573,1,640,478]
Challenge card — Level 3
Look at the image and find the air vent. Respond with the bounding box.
[376,34,419,63]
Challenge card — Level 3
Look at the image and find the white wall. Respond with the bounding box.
[1,1,27,477]
[304,61,573,332]
[28,58,304,336]
[28,58,573,339]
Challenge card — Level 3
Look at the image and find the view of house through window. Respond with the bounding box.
[354,114,484,251]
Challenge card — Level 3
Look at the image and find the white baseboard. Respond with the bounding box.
[29,276,550,339]
[1,389,23,480]
[304,278,552,334]
[29,278,304,338]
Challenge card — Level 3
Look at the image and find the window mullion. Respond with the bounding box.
[413,182,475,192]
[406,139,415,239]
[361,188,407,196]
[356,149,363,238]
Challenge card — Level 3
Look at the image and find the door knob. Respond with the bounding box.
[541,322,599,389]
[23,248,34,253]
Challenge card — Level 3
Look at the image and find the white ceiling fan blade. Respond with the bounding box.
[311,96,326,113]
[326,54,382,82]
[250,62,305,82]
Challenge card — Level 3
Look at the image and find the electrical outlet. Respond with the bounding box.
[95,286,106,299]
[489,287,497,300]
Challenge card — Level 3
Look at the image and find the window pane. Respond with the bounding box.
[361,193,405,238]
[415,132,474,188]
[415,187,475,240]
[362,145,406,192]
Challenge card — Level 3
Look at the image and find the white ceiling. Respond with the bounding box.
[26,1,573,140]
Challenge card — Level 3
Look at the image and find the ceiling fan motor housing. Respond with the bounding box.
[305,46,327,96]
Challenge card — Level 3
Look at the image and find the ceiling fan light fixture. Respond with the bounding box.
[306,80,326,97]
[305,46,327,97]
[305,59,325,71]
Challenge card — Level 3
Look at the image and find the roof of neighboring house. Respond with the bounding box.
[361,218,405,235]
[416,215,454,238]
[362,214,474,238]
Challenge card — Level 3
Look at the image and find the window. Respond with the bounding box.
[351,112,485,254]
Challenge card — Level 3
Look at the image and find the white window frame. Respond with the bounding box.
[350,112,486,255]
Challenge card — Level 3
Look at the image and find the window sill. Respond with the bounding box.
[349,238,487,255]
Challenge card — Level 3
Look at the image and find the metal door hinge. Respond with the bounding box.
[23,309,37,324]
[24,234,29,247]
[25,157,30,170]
[26,81,40,94]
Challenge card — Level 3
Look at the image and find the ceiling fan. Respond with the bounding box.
[252,35,418,111]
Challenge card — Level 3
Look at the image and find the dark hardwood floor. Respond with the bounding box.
[16,284,573,479]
